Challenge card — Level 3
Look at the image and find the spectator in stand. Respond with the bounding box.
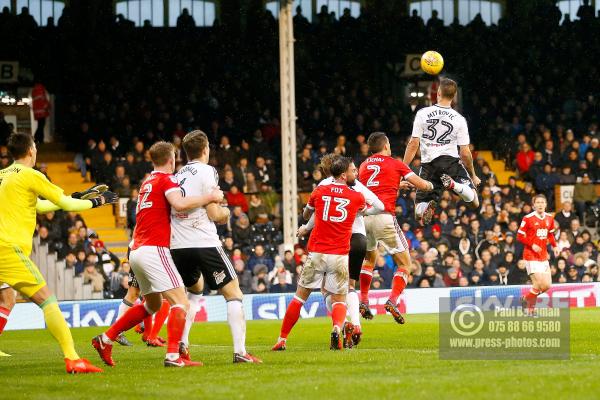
[58,232,83,259]
[252,264,270,293]
[557,165,577,184]
[112,275,130,298]
[216,135,237,168]
[554,201,578,231]
[254,156,274,186]
[244,172,259,193]
[74,250,86,276]
[534,163,560,206]
[247,244,274,271]
[176,8,196,29]
[31,82,50,143]
[219,169,238,192]
[95,152,116,185]
[573,173,598,221]
[83,261,105,293]
[248,194,270,224]
[508,260,529,285]
[269,271,295,293]
[234,259,253,294]
[226,185,249,213]
[516,142,535,176]
[126,188,138,233]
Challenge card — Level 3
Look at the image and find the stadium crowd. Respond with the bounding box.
[1,2,599,297]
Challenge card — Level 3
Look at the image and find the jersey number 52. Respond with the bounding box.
[321,195,349,222]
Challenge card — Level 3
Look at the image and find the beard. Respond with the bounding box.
[347,177,356,186]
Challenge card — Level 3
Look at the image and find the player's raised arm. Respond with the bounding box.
[403,137,420,166]
[36,184,113,213]
[457,117,480,186]
[459,145,480,187]
[36,199,61,213]
[166,187,223,212]
[404,112,423,165]
[405,173,434,191]
[29,168,117,211]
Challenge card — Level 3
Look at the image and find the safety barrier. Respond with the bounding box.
[5,283,598,331]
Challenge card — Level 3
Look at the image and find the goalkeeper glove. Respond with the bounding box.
[72,184,109,200]
[89,191,118,208]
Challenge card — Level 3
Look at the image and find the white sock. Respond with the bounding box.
[227,299,246,355]
[182,292,203,346]
[347,290,361,327]
[101,332,112,344]
[450,180,476,202]
[118,299,133,319]
[325,293,333,313]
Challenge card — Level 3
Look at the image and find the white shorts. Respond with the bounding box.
[129,246,184,295]
[298,252,349,295]
[525,260,550,275]
[364,213,409,254]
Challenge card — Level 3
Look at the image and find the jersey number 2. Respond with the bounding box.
[322,195,349,222]
[137,183,153,211]
[424,119,453,145]
[366,165,380,187]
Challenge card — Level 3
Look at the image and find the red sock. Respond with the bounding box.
[525,288,541,310]
[106,303,151,341]
[166,305,186,354]
[279,297,304,339]
[148,300,170,340]
[331,302,347,330]
[0,306,11,335]
[388,268,409,305]
[359,264,373,303]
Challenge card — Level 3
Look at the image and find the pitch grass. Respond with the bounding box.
[3,308,600,400]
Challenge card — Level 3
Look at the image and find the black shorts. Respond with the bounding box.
[349,233,367,281]
[415,155,474,203]
[170,247,235,290]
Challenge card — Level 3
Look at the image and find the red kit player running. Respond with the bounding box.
[358,132,434,323]
[517,194,559,314]
[92,141,223,367]
[272,157,368,351]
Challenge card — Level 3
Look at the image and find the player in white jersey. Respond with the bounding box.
[404,78,481,225]
[169,130,261,364]
[297,153,385,347]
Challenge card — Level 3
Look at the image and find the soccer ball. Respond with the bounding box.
[421,51,444,75]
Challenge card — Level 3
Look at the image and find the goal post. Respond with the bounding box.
[279,0,298,249]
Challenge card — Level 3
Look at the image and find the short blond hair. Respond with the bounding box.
[439,78,458,100]
[149,141,174,167]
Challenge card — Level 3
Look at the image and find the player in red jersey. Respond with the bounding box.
[516,194,559,314]
[272,157,368,350]
[358,132,434,323]
[92,141,223,368]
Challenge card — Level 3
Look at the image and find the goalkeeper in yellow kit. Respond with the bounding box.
[0,132,117,373]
